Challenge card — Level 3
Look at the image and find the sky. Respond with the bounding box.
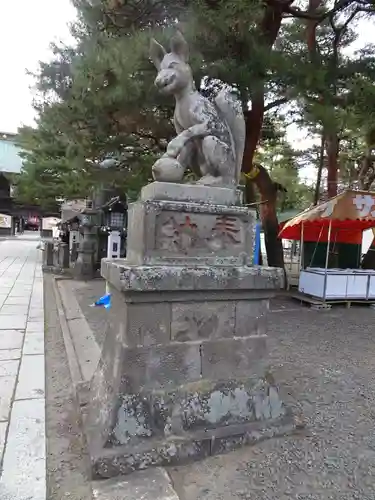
[288,18,375,148]
[0,0,76,133]
[0,0,374,154]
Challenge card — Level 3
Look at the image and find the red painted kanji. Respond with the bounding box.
[212,215,241,243]
[178,215,198,232]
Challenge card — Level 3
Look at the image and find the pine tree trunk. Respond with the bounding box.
[260,199,285,269]
[326,133,339,198]
[242,117,285,270]
[243,172,284,268]
[239,0,288,270]
[306,0,340,200]
[241,0,285,271]
[313,132,325,205]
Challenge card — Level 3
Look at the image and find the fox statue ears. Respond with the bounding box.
[150,39,165,70]
[150,31,189,69]
[170,31,189,62]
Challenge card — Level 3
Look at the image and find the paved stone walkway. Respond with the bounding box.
[0,234,45,500]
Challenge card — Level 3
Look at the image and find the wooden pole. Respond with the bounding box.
[323,220,332,301]
[299,222,304,271]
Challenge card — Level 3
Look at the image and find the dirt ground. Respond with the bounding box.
[44,275,93,500]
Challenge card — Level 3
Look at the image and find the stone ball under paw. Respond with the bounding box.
[152,157,185,182]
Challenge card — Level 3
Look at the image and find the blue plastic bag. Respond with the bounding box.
[90,293,111,310]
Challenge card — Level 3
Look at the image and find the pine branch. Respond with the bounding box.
[264,97,289,111]
[284,0,358,21]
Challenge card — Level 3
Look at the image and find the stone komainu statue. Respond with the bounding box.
[150,31,246,188]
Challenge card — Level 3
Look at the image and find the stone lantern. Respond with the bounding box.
[74,206,99,279]
[68,216,81,262]
[102,196,127,259]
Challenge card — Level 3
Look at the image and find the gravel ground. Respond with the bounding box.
[44,275,93,499]
[170,305,375,500]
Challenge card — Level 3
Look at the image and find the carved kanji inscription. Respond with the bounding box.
[159,215,198,252]
[156,212,244,255]
[206,215,242,251]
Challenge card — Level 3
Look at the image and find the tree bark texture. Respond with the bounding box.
[313,132,325,205]
[326,133,339,198]
[241,0,287,269]
[306,0,339,199]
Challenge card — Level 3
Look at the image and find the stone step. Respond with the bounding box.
[92,467,179,500]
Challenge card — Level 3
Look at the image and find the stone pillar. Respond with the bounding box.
[82,182,292,479]
[74,209,98,279]
[58,243,70,269]
[71,242,79,264]
[43,241,54,267]
[11,217,16,236]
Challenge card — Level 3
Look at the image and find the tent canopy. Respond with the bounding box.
[279,190,375,242]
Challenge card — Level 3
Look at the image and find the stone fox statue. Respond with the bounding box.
[150,31,245,188]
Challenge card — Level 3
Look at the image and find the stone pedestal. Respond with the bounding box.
[127,182,251,267]
[82,183,292,478]
[140,181,243,205]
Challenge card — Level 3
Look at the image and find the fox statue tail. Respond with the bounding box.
[215,86,246,185]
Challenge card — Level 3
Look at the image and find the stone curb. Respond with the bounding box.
[51,277,181,500]
[52,277,83,387]
[56,279,101,382]
[92,467,179,500]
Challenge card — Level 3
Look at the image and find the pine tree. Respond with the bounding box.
[17,0,375,265]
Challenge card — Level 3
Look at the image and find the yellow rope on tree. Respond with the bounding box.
[243,165,260,180]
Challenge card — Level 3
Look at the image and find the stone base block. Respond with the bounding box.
[126,198,255,266]
[80,262,292,478]
[101,261,284,294]
[92,467,180,499]
[83,373,295,478]
[140,181,243,205]
[74,252,96,279]
[89,398,296,479]
[93,377,285,448]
